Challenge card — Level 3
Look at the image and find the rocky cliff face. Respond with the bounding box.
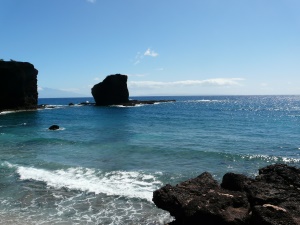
[91,74,129,106]
[153,164,300,225]
[0,61,38,110]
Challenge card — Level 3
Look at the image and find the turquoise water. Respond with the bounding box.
[0,95,300,224]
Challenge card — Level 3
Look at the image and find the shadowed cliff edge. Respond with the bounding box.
[153,164,300,225]
[0,60,38,111]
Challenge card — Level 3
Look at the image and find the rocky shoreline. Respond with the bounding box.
[153,164,300,225]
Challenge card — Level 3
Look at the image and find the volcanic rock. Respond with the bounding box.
[153,164,300,225]
[0,60,38,111]
[91,74,129,106]
[91,74,176,106]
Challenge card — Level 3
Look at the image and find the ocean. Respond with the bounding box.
[0,95,300,224]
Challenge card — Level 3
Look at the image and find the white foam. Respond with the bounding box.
[185,99,224,103]
[282,157,300,163]
[111,104,143,108]
[241,154,300,163]
[44,105,65,109]
[46,127,66,131]
[0,111,15,115]
[6,163,161,202]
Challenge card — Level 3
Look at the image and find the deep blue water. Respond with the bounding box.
[0,95,300,224]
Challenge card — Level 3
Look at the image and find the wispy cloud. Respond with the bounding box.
[144,48,158,57]
[59,88,81,93]
[86,0,96,3]
[133,48,159,65]
[128,78,244,89]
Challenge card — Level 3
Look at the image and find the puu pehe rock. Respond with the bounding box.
[91,74,176,106]
[91,74,129,106]
[0,60,38,111]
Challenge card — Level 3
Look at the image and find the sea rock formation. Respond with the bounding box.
[91,74,129,106]
[153,164,300,225]
[91,74,176,106]
[0,60,38,110]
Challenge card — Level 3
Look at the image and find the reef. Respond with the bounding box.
[153,164,300,225]
[0,60,38,111]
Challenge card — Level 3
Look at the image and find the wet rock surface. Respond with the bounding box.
[153,164,300,225]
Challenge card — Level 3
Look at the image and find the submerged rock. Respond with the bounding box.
[0,60,38,110]
[49,125,59,130]
[153,164,300,225]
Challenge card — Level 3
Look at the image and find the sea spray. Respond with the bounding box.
[6,162,162,202]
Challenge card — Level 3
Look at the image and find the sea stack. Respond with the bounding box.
[0,60,38,111]
[91,74,129,106]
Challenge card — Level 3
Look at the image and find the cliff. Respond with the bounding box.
[0,61,38,111]
[153,164,300,225]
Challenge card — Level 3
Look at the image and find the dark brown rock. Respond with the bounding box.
[91,74,129,106]
[0,60,38,110]
[251,205,297,225]
[153,164,300,225]
[153,172,250,225]
[245,164,300,224]
[221,172,253,192]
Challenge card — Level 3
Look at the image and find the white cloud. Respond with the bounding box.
[134,52,143,65]
[38,86,43,91]
[94,77,100,81]
[144,48,158,57]
[133,48,159,65]
[128,78,244,89]
[86,0,96,3]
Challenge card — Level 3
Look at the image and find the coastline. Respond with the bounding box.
[153,164,300,225]
[1,95,300,224]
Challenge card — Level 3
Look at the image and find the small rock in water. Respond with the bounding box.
[49,125,59,130]
[69,103,74,106]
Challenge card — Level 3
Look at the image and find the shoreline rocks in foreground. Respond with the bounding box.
[0,60,38,111]
[153,164,300,225]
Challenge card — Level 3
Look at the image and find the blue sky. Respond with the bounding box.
[1,0,300,97]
